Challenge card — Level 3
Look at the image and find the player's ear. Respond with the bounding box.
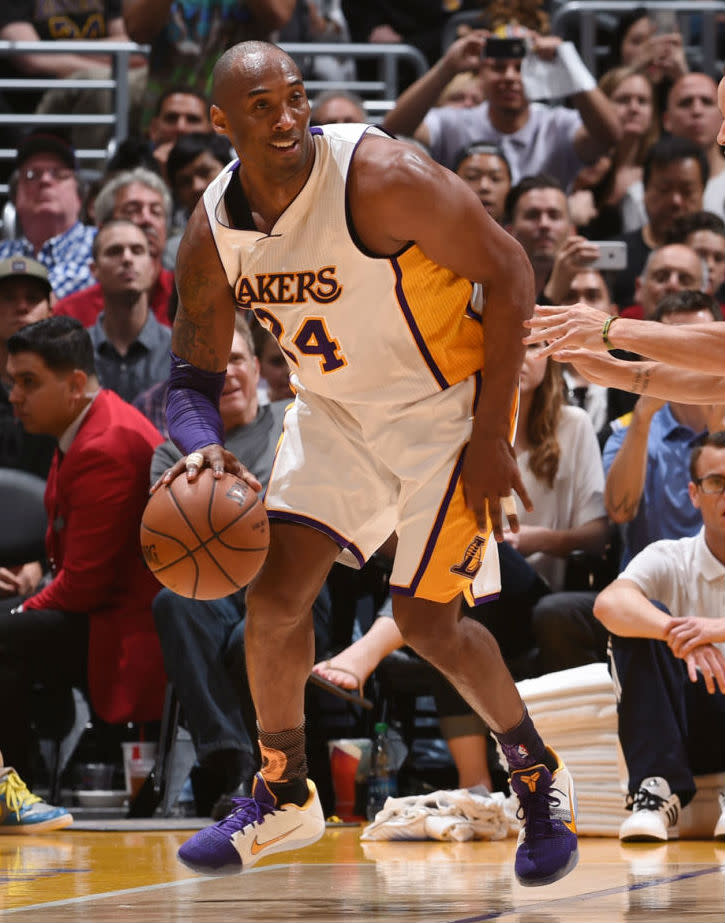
[210,105,229,138]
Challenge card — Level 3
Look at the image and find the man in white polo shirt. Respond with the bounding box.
[594,430,725,842]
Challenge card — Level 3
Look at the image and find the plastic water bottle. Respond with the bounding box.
[366,721,398,820]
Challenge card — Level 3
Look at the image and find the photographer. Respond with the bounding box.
[382,29,620,191]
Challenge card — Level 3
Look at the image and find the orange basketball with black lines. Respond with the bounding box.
[140,469,269,599]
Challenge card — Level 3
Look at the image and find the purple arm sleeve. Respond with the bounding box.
[166,351,226,455]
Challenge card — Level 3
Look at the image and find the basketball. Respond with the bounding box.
[140,468,269,599]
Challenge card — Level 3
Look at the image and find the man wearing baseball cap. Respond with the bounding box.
[0,255,55,476]
[0,131,96,299]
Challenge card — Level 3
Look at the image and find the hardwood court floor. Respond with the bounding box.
[1,826,723,922]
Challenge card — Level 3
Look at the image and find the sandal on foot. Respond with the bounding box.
[308,663,373,710]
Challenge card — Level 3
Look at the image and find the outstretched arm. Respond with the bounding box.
[552,348,725,405]
[525,302,725,375]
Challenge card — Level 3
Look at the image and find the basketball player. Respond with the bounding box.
[155,41,579,887]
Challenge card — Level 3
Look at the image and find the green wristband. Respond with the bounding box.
[602,315,619,351]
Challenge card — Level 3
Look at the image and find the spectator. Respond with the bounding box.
[164,133,232,264]
[166,134,234,218]
[453,143,511,225]
[505,174,599,301]
[603,7,688,112]
[383,30,621,190]
[342,0,483,74]
[0,0,135,135]
[147,87,213,176]
[612,135,708,310]
[571,65,659,238]
[0,316,166,785]
[624,242,705,320]
[252,323,293,404]
[87,220,171,404]
[668,211,725,299]
[556,267,636,442]
[150,315,330,816]
[0,132,96,298]
[309,90,367,126]
[436,71,484,110]
[0,257,55,476]
[663,73,724,222]
[603,290,722,568]
[277,1,355,85]
[55,167,175,326]
[123,0,296,126]
[131,288,177,438]
[593,431,725,843]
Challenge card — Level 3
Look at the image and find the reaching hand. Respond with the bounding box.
[523,302,612,356]
[444,31,488,75]
[544,238,603,303]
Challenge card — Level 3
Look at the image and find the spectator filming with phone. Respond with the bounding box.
[382,28,621,192]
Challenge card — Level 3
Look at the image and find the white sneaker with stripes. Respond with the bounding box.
[619,776,680,842]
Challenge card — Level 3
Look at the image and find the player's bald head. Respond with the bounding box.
[212,41,301,106]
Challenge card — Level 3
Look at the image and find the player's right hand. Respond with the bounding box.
[150,444,262,494]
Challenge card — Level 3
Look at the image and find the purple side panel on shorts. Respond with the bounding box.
[390,257,450,391]
[310,126,324,136]
[266,510,366,568]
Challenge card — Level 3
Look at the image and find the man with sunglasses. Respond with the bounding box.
[594,430,725,843]
[0,132,96,298]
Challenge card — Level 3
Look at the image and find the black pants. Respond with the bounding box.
[609,634,725,807]
[0,599,88,783]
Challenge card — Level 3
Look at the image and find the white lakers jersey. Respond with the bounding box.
[203,123,485,405]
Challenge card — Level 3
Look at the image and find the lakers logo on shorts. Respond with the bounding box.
[450,534,487,579]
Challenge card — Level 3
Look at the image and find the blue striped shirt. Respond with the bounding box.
[0,222,96,298]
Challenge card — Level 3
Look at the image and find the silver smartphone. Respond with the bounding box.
[590,241,627,271]
[653,9,678,35]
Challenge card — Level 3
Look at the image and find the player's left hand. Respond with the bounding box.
[461,434,533,541]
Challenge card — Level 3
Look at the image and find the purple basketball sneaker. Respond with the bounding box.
[509,747,579,887]
[178,773,325,875]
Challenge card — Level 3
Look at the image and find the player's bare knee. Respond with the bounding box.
[393,596,460,656]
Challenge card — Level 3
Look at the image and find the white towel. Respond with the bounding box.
[360,789,519,842]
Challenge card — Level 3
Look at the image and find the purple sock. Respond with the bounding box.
[494,707,550,771]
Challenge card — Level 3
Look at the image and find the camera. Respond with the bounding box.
[483,37,527,60]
